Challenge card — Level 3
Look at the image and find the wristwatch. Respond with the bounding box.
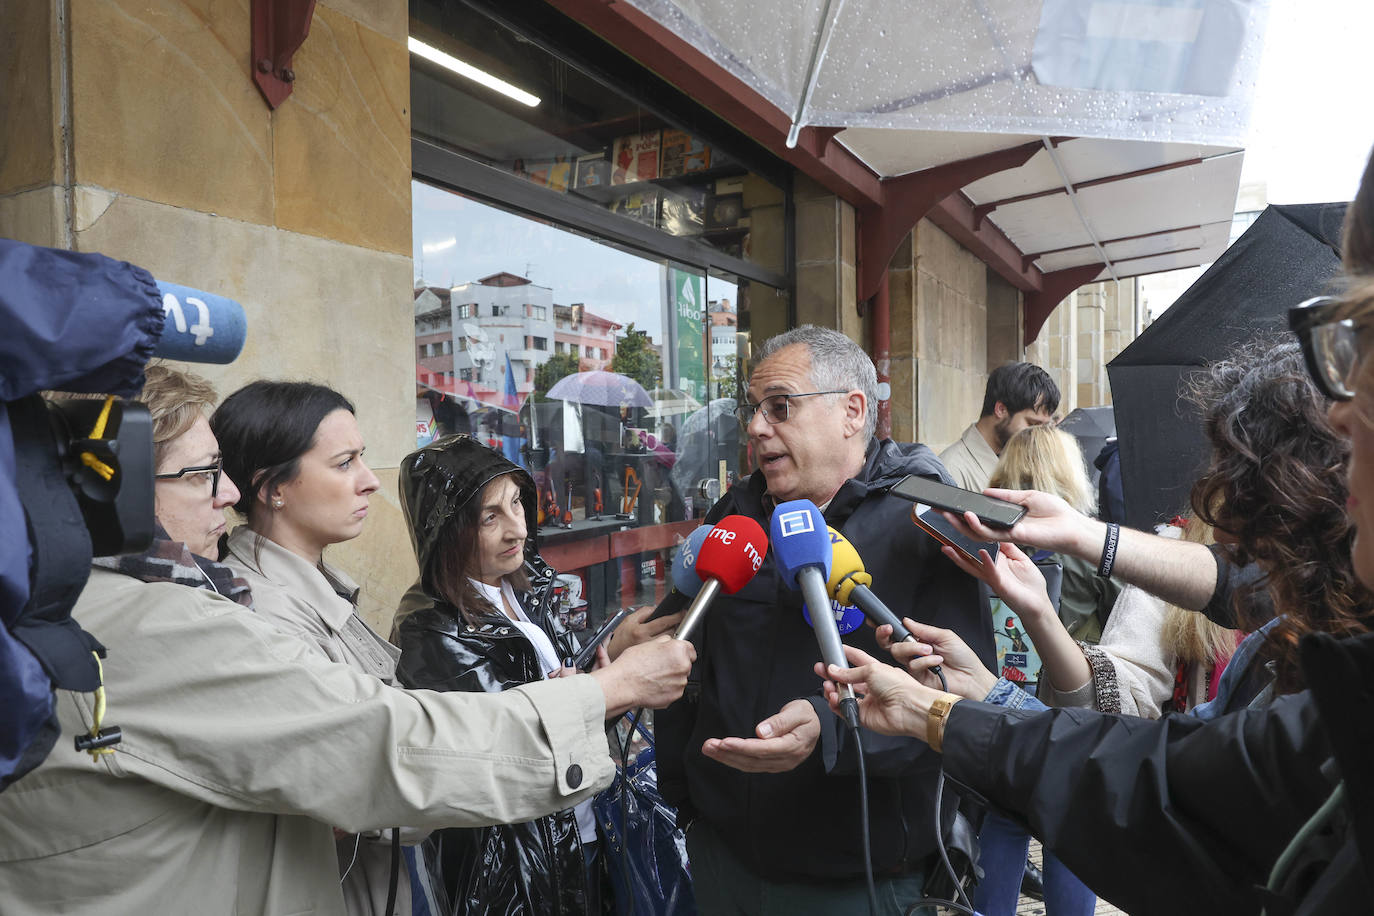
[927,693,962,753]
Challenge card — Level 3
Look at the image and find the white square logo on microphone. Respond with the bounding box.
[777,510,815,537]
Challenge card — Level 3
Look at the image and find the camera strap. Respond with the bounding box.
[8,395,105,692]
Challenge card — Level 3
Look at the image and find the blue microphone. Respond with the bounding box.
[153,281,247,364]
[646,524,711,622]
[770,499,858,726]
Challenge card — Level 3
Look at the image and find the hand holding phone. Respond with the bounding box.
[568,608,631,671]
[888,474,1027,529]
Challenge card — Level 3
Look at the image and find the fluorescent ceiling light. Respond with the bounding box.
[409,36,541,107]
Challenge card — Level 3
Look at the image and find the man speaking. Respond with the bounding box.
[658,326,993,913]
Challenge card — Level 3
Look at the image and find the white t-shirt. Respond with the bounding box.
[472,578,598,846]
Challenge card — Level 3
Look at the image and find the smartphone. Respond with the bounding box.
[889,474,1027,529]
[568,607,631,670]
[909,504,988,569]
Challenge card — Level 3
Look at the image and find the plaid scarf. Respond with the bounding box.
[93,524,254,608]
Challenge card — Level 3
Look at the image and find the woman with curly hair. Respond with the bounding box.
[1188,338,1373,696]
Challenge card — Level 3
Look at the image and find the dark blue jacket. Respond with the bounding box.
[0,239,162,790]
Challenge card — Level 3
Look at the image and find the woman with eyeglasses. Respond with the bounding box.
[815,148,1374,915]
[210,381,424,916]
[105,364,248,598]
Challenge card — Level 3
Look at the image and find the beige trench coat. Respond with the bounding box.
[0,568,613,915]
[225,529,423,916]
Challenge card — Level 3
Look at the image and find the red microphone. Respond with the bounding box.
[674,515,768,642]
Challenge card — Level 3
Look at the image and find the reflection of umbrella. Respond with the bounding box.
[1057,406,1116,486]
[645,387,703,419]
[471,406,521,437]
[547,370,652,408]
[1107,203,1346,531]
[671,398,739,497]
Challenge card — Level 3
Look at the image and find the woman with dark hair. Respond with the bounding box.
[209,381,419,916]
[392,434,685,915]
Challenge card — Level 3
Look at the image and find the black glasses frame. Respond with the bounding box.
[154,457,223,498]
[735,390,849,426]
[1288,295,1356,401]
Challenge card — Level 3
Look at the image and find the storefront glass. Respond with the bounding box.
[413,182,756,628]
[410,0,786,278]
[407,1,791,633]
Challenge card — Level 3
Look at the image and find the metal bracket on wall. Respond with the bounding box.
[252,0,318,109]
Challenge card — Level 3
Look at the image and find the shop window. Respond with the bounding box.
[410,2,786,278]
[414,182,756,630]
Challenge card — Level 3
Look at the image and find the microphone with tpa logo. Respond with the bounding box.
[771,500,859,727]
[673,515,768,642]
[828,527,944,680]
[646,524,712,622]
[827,527,914,641]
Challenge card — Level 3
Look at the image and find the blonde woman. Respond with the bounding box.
[989,424,1121,645]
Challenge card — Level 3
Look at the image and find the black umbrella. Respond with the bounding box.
[1057,406,1117,487]
[1106,203,1347,532]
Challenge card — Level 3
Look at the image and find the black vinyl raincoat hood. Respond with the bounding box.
[398,435,539,596]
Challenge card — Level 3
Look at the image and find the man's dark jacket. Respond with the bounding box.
[657,438,994,882]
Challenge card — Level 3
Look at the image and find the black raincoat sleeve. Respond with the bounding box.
[1204,543,1269,629]
[941,693,1335,915]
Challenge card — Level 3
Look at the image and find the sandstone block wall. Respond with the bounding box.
[1,0,418,633]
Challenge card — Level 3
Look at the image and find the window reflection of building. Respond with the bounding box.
[413,286,454,388]
[447,272,554,400]
[409,0,789,632]
[553,303,620,371]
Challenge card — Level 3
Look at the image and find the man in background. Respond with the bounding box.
[940,362,1060,490]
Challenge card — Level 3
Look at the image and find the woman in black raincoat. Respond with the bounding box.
[393,434,609,915]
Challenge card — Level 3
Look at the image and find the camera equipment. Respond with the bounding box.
[1,238,246,791]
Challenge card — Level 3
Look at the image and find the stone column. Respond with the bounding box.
[1,0,417,633]
[793,175,859,341]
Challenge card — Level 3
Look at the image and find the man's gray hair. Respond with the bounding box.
[755,325,878,441]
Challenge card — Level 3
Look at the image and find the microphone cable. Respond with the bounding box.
[831,688,880,915]
[904,664,978,916]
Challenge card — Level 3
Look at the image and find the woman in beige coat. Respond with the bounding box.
[0,366,694,916]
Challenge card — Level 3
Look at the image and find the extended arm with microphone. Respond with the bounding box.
[770,500,859,729]
[673,516,768,642]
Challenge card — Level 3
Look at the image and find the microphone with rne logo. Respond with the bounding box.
[673,515,768,642]
[770,500,859,728]
[645,524,712,622]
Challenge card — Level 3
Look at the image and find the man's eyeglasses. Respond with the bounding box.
[735,390,848,426]
[1289,296,1363,401]
[154,457,223,498]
